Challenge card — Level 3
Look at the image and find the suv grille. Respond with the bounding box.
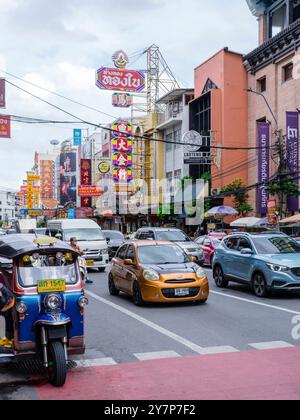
[291,268,300,277]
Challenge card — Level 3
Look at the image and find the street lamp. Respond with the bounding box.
[245,88,278,128]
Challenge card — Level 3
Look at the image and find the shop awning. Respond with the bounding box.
[280,214,300,225]
[230,217,265,228]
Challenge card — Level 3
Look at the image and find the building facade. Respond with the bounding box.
[244,0,300,214]
[0,187,17,223]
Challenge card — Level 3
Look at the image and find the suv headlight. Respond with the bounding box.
[45,294,62,310]
[196,267,206,279]
[100,249,108,255]
[267,264,290,273]
[143,269,160,281]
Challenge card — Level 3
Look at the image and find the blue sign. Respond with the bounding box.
[20,209,28,217]
[68,209,76,219]
[73,129,82,146]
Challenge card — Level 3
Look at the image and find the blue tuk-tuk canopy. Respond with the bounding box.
[246,0,277,16]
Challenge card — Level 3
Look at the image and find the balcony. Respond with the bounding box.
[157,110,183,130]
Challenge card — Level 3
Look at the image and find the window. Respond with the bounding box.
[237,238,252,252]
[174,169,182,180]
[224,237,239,251]
[174,129,182,149]
[283,63,293,82]
[293,0,300,21]
[126,245,135,261]
[269,3,287,38]
[257,77,266,93]
[116,245,128,260]
[166,133,173,152]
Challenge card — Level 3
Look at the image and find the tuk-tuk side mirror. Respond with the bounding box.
[191,256,197,263]
[55,233,63,240]
[124,259,134,266]
[106,237,110,243]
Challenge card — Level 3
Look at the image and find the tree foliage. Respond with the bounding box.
[220,179,253,215]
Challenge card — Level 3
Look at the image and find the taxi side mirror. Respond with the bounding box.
[124,259,134,266]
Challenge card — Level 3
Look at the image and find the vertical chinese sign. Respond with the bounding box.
[40,160,55,209]
[0,115,10,138]
[112,119,133,193]
[286,111,299,212]
[0,79,5,108]
[258,122,270,215]
[80,159,92,208]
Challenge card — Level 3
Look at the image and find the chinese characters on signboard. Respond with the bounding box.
[80,159,92,208]
[0,115,10,138]
[40,160,54,201]
[111,119,133,186]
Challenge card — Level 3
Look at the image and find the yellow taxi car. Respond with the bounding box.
[109,241,209,306]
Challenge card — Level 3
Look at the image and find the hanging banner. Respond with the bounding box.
[0,115,10,138]
[59,152,77,206]
[96,68,145,93]
[258,122,270,215]
[286,112,299,212]
[0,79,5,108]
[40,160,54,200]
[80,159,92,207]
[73,129,82,146]
[112,93,133,108]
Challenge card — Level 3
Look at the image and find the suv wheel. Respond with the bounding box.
[214,266,229,288]
[252,272,268,298]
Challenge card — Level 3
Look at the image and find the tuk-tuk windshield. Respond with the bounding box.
[17,253,78,288]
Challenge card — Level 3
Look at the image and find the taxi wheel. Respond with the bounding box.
[133,282,144,307]
[108,274,119,296]
[48,341,67,387]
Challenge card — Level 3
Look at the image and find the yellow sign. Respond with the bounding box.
[98,161,111,174]
[28,210,41,217]
[37,279,66,294]
[27,175,41,181]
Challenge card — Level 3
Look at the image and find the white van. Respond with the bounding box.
[46,219,109,272]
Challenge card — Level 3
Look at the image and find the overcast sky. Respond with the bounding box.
[0,0,257,189]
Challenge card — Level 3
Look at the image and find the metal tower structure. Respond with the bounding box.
[146,44,180,113]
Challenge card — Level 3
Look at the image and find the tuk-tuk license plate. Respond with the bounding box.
[175,288,190,297]
[37,279,66,294]
[86,260,95,267]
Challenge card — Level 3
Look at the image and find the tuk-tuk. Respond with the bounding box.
[0,234,88,387]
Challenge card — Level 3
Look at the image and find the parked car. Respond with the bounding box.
[196,233,226,266]
[103,230,125,260]
[46,219,109,272]
[109,240,209,306]
[0,229,6,236]
[134,228,204,265]
[213,232,300,298]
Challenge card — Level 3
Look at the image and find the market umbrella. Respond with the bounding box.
[230,217,262,228]
[207,206,239,217]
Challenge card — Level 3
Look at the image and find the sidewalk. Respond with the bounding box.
[36,347,300,400]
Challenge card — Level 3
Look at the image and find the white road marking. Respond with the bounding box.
[210,290,300,316]
[134,351,181,361]
[86,290,206,354]
[74,358,117,368]
[200,346,239,355]
[249,341,294,350]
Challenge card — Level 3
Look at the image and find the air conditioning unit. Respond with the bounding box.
[211,189,221,197]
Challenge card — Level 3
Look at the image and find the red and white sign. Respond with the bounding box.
[96,67,145,93]
[113,152,132,167]
[0,115,10,138]
[0,79,5,108]
[78,186,104,197]
[112,138,132,152]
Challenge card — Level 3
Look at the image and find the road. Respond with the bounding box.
[1,268,300,400]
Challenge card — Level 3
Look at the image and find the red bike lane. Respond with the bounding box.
[35,347,300,400]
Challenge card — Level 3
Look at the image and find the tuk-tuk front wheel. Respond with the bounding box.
[48,341,67,387]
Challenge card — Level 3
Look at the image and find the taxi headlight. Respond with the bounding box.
[196,267,206,279]
[45,294,62,310]
[143,269,160,281]
[78,296,89,308]
[16,301,28,314]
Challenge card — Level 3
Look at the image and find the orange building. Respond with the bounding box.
[190,48,249,205]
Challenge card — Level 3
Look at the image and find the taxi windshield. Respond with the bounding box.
[17,254,78,287]
[138,245,190,265]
